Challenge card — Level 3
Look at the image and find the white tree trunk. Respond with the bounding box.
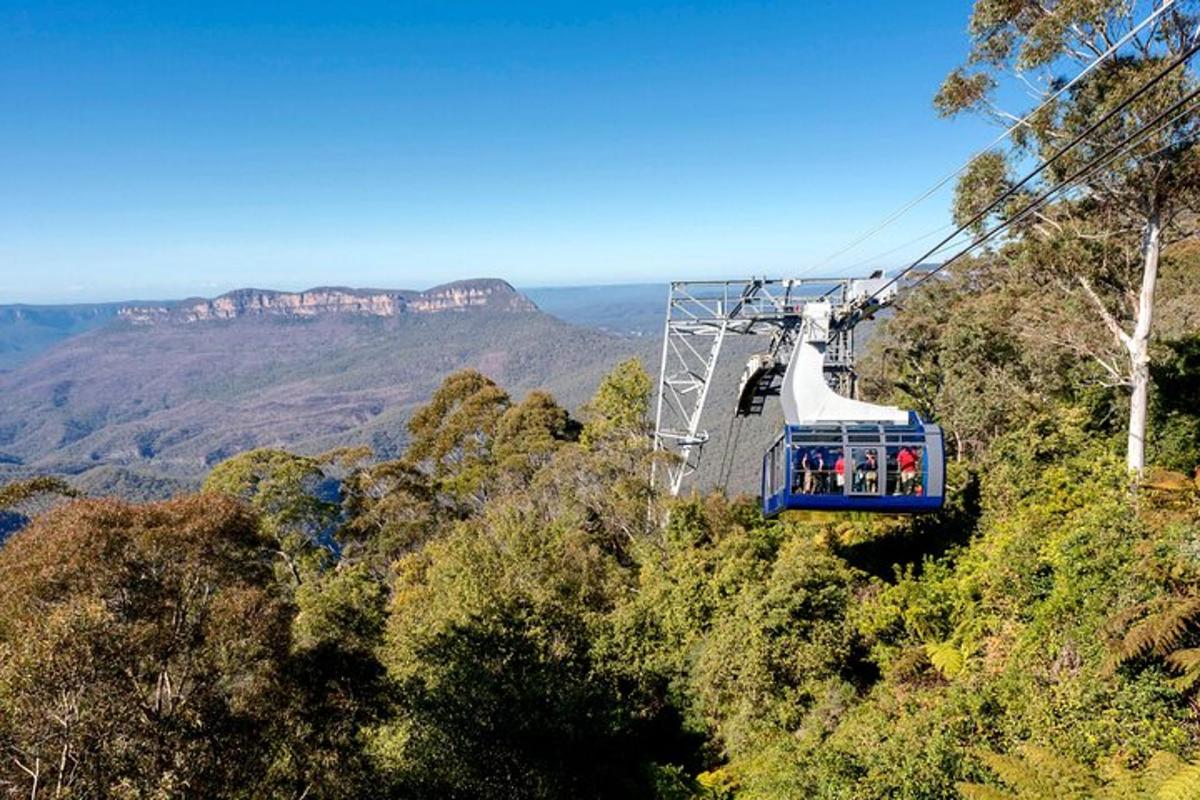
[1126,209,1161,477]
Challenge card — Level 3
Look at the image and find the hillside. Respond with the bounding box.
[0,302,126,371]
[0,282,664,372]
[0,281,655,497]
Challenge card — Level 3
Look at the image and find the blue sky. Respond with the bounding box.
[0,1,996,303]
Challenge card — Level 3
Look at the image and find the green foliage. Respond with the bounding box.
[5,346,1200,798]
[377,501,650,798]
[1157,757,1200,800]
[958,745,1200,800]
[204,448,340,585]
[493,389,580,481]
[405,368,511,506]
[953,151,1015,233]
[859,258,1073,460]
[0,475,77,509]
[267,564,392,798]
[0,495,292,797]
[1151,335,1200,472]
[959,744,1097,799]
[339,458,437,573]
[581,357,652,449]
[929,0,1200,479]
[0,476,78,543]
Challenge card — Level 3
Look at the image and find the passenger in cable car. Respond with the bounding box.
[834,451,846,491]
[820,448,832,493]
[804,448,823,494]
[897,446,918,495]
[855,449,879,493]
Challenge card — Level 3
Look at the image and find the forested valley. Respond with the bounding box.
[6,2,1200,798]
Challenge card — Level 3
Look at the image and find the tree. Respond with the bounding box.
[858,260,1062,460]
[0,476,77,510]
[204,448,341,586]
[530,360,657,556]
[0,495,291,798]
[935,0,1200,475]
[492,389,579,482]
[405,369,511,509]
[203,450,396,798]
[339,458,438,574]
[377,499,658,799]
[0,477,78,544]
[581,358,652,449]
[264,564,393,799]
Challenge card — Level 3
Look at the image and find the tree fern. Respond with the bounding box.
[1094,751,1186,799]
[1166,647,1200,693]
[956,745,1097,799]
[1120,594,1200,660]
[957,784,1012,800]
[925,640,965,679]
[1113,592,1200,694]
[958,746,1200,800]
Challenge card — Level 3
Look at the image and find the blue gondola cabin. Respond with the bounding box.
[757,300,946,516]
[762,414,945,516]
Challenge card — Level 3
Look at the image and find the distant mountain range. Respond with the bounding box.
[0,279,668,498]
[118,280,538,325]
[0,302,128,371]
[0,281,668,371]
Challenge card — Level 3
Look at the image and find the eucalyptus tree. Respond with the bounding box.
[0,496,291,798]
[936,0,1200,475]
[405,369,512,510]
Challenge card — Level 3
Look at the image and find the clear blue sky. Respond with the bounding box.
[0,1,996,303]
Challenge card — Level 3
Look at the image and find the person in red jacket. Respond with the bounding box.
[834,451,845,491]
[897,446,919,495]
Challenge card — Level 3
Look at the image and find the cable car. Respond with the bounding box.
[759,301,945,516]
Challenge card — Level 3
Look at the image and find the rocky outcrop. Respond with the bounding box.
[119,279,537,324]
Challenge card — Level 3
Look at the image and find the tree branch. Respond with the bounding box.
[1076,275,1133,350]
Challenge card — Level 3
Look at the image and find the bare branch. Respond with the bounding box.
[1069,23,1107,58]
[1077,275,1134,349]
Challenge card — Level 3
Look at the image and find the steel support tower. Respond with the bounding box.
[651,276,893,496]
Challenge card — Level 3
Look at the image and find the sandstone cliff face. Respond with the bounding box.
[118,279,536,324]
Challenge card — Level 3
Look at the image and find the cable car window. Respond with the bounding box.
[850,447,880,495]
[828,446,847,495]
[775,443,786,496]
[887,444,923,496]
[791,435,833,444]
[792,445,842,495]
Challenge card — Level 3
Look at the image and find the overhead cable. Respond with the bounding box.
[804,0,1180,275]
[853,34,1200,311]
[895,85,1200,302]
